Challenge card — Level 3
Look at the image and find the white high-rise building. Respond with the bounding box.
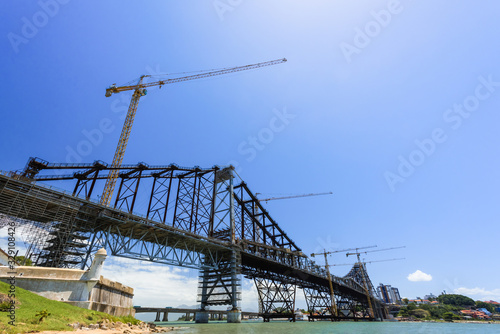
[378,284,402,304]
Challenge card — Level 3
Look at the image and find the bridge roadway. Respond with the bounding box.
[134,307,259,322]
[0,171,380,319]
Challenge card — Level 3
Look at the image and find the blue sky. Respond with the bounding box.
[2,0,500,310]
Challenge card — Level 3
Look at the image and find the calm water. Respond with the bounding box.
[156,321,500,333]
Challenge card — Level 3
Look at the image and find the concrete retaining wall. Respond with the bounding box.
[0,249,134,317]
[89,276,134,317]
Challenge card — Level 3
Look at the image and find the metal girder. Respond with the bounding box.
[146,170,173,222]
[303,286,336,321]
[73,169,100,200]
[233,182,300,250]
[104,225,224,270]
[253,272,297,322]
[114,169,143,213]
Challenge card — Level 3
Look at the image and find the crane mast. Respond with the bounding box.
[100,58,287,206]
[100,76,146,206]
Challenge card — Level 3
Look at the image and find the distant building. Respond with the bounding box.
[485,300,500,306]
[478,308,492,316]
[460,309,491,319]
[378,284,402,304]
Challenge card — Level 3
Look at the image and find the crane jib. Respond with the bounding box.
[105,58,287,96]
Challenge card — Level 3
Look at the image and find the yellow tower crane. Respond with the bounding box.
[100,58,287,206]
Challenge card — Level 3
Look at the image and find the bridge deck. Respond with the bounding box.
[134,307,259,317]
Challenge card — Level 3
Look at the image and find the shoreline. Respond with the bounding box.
[397,319,499,324]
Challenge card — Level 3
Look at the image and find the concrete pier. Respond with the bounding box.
[195,311,209,323]
[227,309,241,323]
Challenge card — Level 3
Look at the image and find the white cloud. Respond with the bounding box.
[100,257,199,308]
[453,287,500,301]
[407,270,432,282]
[100,257,261,311]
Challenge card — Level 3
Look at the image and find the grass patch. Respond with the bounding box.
[0,281,139,334]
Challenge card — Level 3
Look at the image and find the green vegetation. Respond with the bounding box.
[0,281,140,334]
[14,256,32,266]
[398,303,463,320]
[273,307,293,314]
[417,303,462,319]
[476,301,495,313]
[397,294,499,321]
[34,309,51,323]
[437,294,475,307]
[443,312,461,321]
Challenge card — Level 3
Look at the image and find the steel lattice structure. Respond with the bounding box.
[0,157,387,321]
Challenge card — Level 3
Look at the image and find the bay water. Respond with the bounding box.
[156,321,499,333]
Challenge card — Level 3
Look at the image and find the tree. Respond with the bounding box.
[443,312,460,321]
[437,294,475,307]
[406,303,417,311]
[398,307,409,317]
[15,256,32,266]
[402,298,409,305]
[476,301,494,313]
[410,309,430,319]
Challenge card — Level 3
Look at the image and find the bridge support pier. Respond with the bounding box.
[303,286,337,321]
[195,311,209,323]
[155,312,161,322]
[227,309,241,323]
[254,275,296,322]
[197,250,242,323]
[162,312,168,322]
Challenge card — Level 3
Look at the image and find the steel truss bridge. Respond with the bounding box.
[0,157,386,322]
